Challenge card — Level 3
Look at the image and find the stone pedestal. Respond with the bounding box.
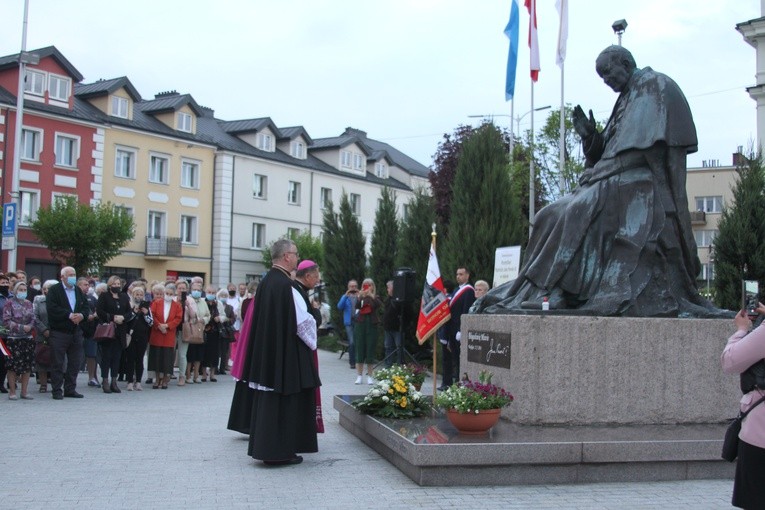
[461,315,740,425]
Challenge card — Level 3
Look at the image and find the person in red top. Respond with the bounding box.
[148,283,182,389]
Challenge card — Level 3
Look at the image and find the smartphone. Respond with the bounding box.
[744,280,759,320]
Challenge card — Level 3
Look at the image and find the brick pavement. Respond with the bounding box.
[1,347,734,509]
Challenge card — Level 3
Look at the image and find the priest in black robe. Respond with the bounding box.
[478,45,725,318]
[230,239,321,465]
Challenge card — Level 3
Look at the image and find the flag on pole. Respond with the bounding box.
[416,242,451,344]
[504,0,520,100]
[0,337,11,358]
[525,0,540,82]
[556,0,568,67]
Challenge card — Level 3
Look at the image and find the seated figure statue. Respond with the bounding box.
[477,45,726,317]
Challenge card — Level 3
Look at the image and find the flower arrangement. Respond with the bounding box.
[405,363,427,387]
[435,370,513,414]
[352,364,430,419]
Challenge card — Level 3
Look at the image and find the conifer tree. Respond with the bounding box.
[713,153,765,310]
[369,187,399,292]
[322,192,367,328]
[441,123,524,284]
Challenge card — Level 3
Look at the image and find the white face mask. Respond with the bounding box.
[32,284,41,291]
[164,295,173,303]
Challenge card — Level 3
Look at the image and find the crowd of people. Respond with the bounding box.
[0,267,256,400]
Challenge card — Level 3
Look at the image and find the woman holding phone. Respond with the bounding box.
[354,278,382,385]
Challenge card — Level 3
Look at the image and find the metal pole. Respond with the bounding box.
[529,82,535,238]
[509,100,514,163]
[559,60,565,196]
[9,0,30,272]
[430,223,438,399]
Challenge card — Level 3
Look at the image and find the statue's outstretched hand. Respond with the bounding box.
[572,105,596,139]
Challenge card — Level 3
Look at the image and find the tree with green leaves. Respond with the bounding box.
[31,196,134,276]
[442,123,524,284]
[369,187,399,291]
[713,153,765,310]
[535,105,588,200]
[322,192,367,327]
[262,230,324,269]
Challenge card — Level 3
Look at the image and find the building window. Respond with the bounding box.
[148,211,166,238]
[24,70,45,96]
[288,181,301,205]
[20,128,42,161]
[115,147,136,179]
[287,227,300,239]
[48,74,71,102]
[258,134,273,151]
[375,162,388,178]
[290,141,305,159]
[111,96,129,118]
[177,112,192,132]
[695,196,723,213]
[353,154,364,171]
[252,223,266,249]
[115,205,134,218]
[341,151,351,168]
[694,229,717,248]
[19,190,39,226]
[54,134,79,168]
[350,193,361,215]
[180,215,198,244]
[181,160,199,189]
[320,187,332,210]
[402,203,409,221]
[252,174,267,199]
[149,154,170,184]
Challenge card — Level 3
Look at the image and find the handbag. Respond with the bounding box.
[218,321,235,342]
[182,320,204,344]
[94,321,116,342]
[34,341,51,366]
[722,394,765,462]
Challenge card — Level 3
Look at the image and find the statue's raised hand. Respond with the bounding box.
[572,105,596,139]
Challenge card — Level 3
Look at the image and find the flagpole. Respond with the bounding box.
[430,223,439,399]
[529,80,535,238]
[509,99,515,162]
[559,61,565,196]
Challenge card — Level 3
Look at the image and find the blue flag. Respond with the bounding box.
[505,0,520,100]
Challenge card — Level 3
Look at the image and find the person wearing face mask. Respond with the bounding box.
[3,281,38,399]
[33,279,58,393]
[200,286,227,382]
[0,274,11,393]
[221,283,241,375]
[46,266,91,400]
[96,275,135,394]
[27,276,42,302]
[125,286,152,391]
[148,283,182,389]
[184,277,211,384]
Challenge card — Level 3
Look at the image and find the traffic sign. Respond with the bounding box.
[2,203,16,237]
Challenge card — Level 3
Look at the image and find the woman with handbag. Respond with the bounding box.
[184,277,210,384]
[722,304,765,509]
[96,275,135,394]
[2,281,38,400]
[148,283,182,389]
[125,286,152,391]
[32,279,57,393]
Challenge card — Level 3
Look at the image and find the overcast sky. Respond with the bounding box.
[1,0,760,169]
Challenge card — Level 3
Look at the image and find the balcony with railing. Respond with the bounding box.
[689,210,706,225]
[145,236,182,258]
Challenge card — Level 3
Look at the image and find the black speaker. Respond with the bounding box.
[393,267,417,303]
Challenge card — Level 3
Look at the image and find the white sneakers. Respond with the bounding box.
[367,376,375,385]
[355,375,363,384]
[134,382,142,391]
[126,383,134,391]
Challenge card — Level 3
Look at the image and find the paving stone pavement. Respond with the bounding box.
[1,347,735,509]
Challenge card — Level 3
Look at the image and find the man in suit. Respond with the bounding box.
[46,266,91,400]
[440,266,475,390]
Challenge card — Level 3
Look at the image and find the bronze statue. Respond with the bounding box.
[476,45,726,317]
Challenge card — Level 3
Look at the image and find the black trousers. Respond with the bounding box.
[50,329,83,396]
[441,339,461,387]
[99,338,122,380]
[124,335,148,383]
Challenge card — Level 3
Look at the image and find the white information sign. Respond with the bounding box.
[2,236,16,250]
[493,246,521,287]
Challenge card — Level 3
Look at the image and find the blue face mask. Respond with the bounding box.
[191,290,202,299]
[66,276,77,287]
[206,293,216,301]
[16,292,27,300]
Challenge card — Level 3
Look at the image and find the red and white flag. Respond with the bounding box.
[416,242,451,344]
[0,338,11,358]
[525,0,540,81]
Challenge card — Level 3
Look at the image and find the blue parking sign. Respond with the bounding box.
[3,203,17,237]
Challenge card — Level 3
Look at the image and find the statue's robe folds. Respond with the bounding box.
[480,67,725,317]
